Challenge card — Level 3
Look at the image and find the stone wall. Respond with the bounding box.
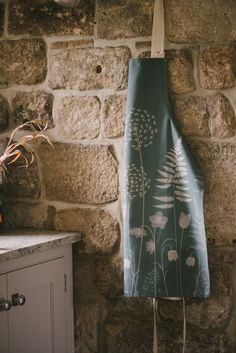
[0,0,235,352]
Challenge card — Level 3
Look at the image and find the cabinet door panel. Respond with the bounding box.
[7,258,67,353]
[0,274,8,353]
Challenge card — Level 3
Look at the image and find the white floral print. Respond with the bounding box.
[168,250,179,262]
[129,227,147,238]
[186,256,195,267]
[146,239,155,255]
[179,212,191,229]
[149,211,168,229]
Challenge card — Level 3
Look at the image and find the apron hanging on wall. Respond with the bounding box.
[123,0,210,301]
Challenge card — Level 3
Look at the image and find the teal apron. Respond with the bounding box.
[123,58,210,298]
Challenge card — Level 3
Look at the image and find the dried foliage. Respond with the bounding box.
[0,120,52,175]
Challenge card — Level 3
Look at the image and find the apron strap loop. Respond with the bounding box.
[151,0,165,58]
[153,298,159,353]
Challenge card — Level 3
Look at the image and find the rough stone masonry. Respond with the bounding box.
[0,0,235,352]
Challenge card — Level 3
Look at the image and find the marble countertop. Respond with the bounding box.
[0,229,81,263]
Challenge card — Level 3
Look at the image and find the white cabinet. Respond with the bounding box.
[0,245,74,353]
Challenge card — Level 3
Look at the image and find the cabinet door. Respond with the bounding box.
[7,258,67,353]
[0,274,8,353]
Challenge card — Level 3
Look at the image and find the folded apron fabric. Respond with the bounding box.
[123,58,210,298]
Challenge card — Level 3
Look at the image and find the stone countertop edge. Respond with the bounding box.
[0,230,81,263]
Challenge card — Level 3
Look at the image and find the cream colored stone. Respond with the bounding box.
[174,96,209,137]
[103,95,127,138]
[190,141,236,245]
[167,49,195,94]
[56,96,100,140]
[199,47,235,89]
[39,143,118,204]
[206,94,236,138]
[54,207,120,254]
[49,47,130,91]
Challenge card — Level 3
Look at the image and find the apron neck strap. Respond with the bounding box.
[151,0,165,58]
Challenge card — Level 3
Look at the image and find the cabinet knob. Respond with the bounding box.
[0,298,11,311]
[11,293,26,306]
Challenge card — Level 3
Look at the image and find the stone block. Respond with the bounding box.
[51,38,94,50]
[190,142,236,245]
[199,47,235,89]
[56,96,100,140]
[12,91,54,128]
[166,49,195,94]
[0,39,47,86]
[49,46,130,90]
[96,0,154,39]
[105,316,233,353]
[39,143,118,204]
[74,301,100,353]
[73,256,97,299]
[0,95,10,132]
[174,96,209,137]
[206,94,235,138]
[54,207,120,254]
[8,0,94,36]
[165,0,236,43]
[2,202,50,229]
[159,248,233,330]
[3,157,40,200]
[95,255,123,298]
[0,3,4,36]
[105,316,152,353]
[103,95,127,138]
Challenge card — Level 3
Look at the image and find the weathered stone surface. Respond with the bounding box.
[54,208,120,254]
[49,46,130,90]
[3,158,40,200]
[39,143,118,204]
[107,297,153,318]
[106,316,152,353]
[0,3,4,36]
[199,47,235,89]
[51,38,94,50]
[106,316,233,353]
[0,96,10,132]
[12,91,54,128]
[96,0,154,39]
[190,142,236,245]
[103,95,126,138]
[8,0,94,36]
[174,96,209,137]
[73,256,97,299]
[95,255,123,298]
[166,49,195,94]
[175,94,235,138]
[159,248,233,329]
[165,0,236,44]
[0,39,47,86]
[2,202,50,229]
[56,96,100,140]
[206,94,236,138]
[74,301,100,353]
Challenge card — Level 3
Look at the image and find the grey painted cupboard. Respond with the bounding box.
[0,245,75,353]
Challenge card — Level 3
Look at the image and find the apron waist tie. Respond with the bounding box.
[153,298,158,353]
